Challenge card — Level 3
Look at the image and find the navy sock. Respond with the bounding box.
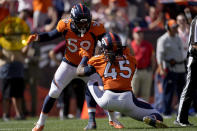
[150,113,163,122]
[85,86,96,123]
[88,112,96,123]
[42,95,56,113]
[85,87,97,108]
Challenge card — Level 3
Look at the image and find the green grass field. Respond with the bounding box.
[0,116,197,131]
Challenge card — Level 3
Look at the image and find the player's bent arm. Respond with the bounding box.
[76,56,96,76]
[76,65,96,77]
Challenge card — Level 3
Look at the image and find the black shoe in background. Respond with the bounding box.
[174,120,193,127]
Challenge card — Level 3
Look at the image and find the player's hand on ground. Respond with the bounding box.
[27,34,38,44]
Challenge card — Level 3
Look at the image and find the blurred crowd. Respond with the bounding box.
[0,0,197,121]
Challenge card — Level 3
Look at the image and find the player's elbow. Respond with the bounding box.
[76,66,85,76]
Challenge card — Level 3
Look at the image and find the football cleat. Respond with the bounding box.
[109,120,124,129]
[84,122,96,130]
[143,116,168,128]
[109,121,114,126]
[174,120,193,127]
[32,123,44,131]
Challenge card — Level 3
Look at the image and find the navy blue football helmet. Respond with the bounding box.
[101,32,123,63]
[71,3,92,36]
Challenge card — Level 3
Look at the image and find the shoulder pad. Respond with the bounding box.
[90,21,106,36]
[88,55,105,66]
[56,18,71,32]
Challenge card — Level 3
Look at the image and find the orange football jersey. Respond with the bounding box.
[56,18,106,66]
[88,51,137,91]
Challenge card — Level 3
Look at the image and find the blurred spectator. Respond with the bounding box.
[17,4,39,116]
[184,8,193,24]
[156,19,186,118]
[131,27,155,102]
[104,0,129,45]
[52,0,65,20]
[101,0,128,7]
[22,42,40,117]
[90,0,106,22]
[0,2,10,21]
[153,67,164,113]
[0,15,31,121]
[32,0,52,30]
[18,0,32,13]
[0,47,26,121]
[18,0,33,31]
[145,6,164,30]
[176,13,190,60]
[43,7,58,32]
[128,0,149,18]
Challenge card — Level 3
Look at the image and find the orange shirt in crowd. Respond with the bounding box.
[101,0,128,7]
[33,0,52,13]
[0,7,9,22]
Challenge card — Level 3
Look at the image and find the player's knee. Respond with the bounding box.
[48,88,62,98]
[98,100,108,109]
[48,81,63,98]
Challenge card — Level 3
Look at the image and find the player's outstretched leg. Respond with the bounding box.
[143,113,168,128]
[32,95,56,131]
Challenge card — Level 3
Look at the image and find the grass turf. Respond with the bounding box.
[0,116,197,131]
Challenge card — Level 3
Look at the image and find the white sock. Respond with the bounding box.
[108,111,115,122]
[37,112,48,126]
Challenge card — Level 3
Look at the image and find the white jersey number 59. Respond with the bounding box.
[67,38,91,52]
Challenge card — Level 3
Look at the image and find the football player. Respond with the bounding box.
[27,3,119,131]
[77,32,168,128]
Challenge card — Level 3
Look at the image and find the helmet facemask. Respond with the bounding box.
[73,18,90,37]
[70,4,92,37]
[101,35,124,65]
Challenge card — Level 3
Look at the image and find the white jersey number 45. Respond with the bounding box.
[104,60,132,79]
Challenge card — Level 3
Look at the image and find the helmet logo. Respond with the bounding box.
[80,19,87,22]
[71,8,75,17]
[102,39,107,46]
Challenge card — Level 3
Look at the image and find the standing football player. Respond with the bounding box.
[26,3,118,131]
[77,32,168,128]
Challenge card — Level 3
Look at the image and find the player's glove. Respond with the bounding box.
[27,34,38,44]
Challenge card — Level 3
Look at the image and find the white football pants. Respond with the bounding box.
[87,79,161,121]
[48,61,89,98]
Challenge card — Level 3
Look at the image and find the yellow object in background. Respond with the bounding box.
[0,17,30,50]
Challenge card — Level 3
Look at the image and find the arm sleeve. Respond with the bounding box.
[156,38,165,64]
[92,22,106,40]
[79,56,89,66]
[38,29,62,42]
[84,65,96,76]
